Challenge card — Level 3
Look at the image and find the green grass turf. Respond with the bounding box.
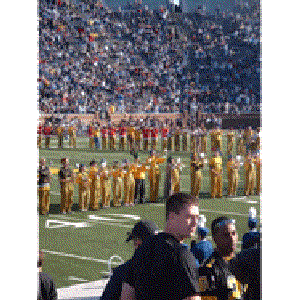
[39,135,261,288]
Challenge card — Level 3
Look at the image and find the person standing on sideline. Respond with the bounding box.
[121,193,201,300]
[209,151,223,198]
[101,220,159,300]
[58,158,74,214]
[75,164,90,211]
[198,216,244,299]
[38,158,51,215]
[190,215,213,266]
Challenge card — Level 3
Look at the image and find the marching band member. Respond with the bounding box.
[99,159,111,208]
[133,153,149,204]
[150,127,159,151]
[68,123,77,148]
[134,125,142,151]
[244,152,256,196]
[236,129,246,156]
[200,127,208,154]
[109,125,117,151]
[43,122,52,149]
[161,126,169,151]
[167,127,174,151]
[101,125,109,150]
[171,157,184,194]
[227,155,241,197]
[57,123,65,149]
[209,150,223,198]
[146,150,166,203]
[142,126,150,151]
[58,158,74,214]
[112,161,124,207]
[227,128,235,156]
[122,159,136,207]
[255,151,261,195]
[119,123,127,151]
[89,160,100,210]
[38,158,51,215]
[182,128,188,152]
[190,152,206,197]
[127,123,135,151]
[174,127,181,151]
[88,122,95,149]
[75,164,90,211]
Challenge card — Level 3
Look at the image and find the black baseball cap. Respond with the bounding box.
[126,220,159,242]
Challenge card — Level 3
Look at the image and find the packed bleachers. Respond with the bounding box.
[38,0,260,116]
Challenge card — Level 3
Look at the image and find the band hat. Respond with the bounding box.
[126,220,159,242]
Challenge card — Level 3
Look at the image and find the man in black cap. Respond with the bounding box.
[100,220,159,300]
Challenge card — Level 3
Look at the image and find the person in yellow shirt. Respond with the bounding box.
[133,154,149,204]
[122,159,136,206]
[227,128,235,156]
[89,160,100,211]
[236,130,246,156]
[209,151,223,198]
[58,158,74,214]
[254,151,261,195]
[226,155,240,197]
[146,150,166,203]
[111,161,124,207]
[171,157,184,194]
[182,128,188,152]
[38,158,51,215]
[190,152,206,197]
[99,159,111,208]
[68,124,77,148]
[75,164,90,211]
[127,125,135,151]
[214,127,223,152]
[244,152,256,196]
[57,124,65,149]
[134,126,142,151]
[94,124,101,149]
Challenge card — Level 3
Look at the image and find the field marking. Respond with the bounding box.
[41,249,122,265]
[45,219,90,229]
[199,208,249,217]
[68,276,89,282]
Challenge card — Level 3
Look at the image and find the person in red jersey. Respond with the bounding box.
[43,122,52,149]
[161,126,169,151]
[109,125,117,151]
[142,127,150,151]
[101,125,109,150]
[119,123,127,151]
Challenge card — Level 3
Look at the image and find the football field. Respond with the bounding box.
[38,136,261,290]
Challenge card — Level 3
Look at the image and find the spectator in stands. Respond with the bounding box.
[100,220,159,300]
[38,250,58,300]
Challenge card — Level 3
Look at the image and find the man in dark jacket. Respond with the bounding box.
[38,251,58,300]
[100,220,159,300]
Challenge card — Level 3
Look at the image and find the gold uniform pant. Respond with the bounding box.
[102,137,108,150]
[109,136,116,150]
[89,180,100,210]
[151,138,158,151]
[113,178,122,206]
[124,177,135,205]
[78,187,90,210]
[245,171,256,196]
[210,173,223,198]
[119,136,127,150]
[215,139,221,152]
[256,169,261,195]
[101,179,111,207]
[161,138,168,151]
[89,136,95,148]
[149,172,160,203]
[190,136,196,153]
[135,138,141,151]
[182,134,188,152]
[39,187,50,214]
[237,140,246,155]
[174,135,180,151]
[227,171,238,196]
[227,139,234,155]
[143,138,149,151]
[191,171,202,197]
[60,183,74,213]
[172,178,180,194]
[69,135,76,148]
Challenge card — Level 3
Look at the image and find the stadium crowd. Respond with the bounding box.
[39,0,260,116]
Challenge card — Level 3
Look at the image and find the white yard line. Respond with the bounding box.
[41,249,121,265]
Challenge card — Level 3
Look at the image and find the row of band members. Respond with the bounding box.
[38,194,260,300]
[38,123,260,155]
[38,150,261,215]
